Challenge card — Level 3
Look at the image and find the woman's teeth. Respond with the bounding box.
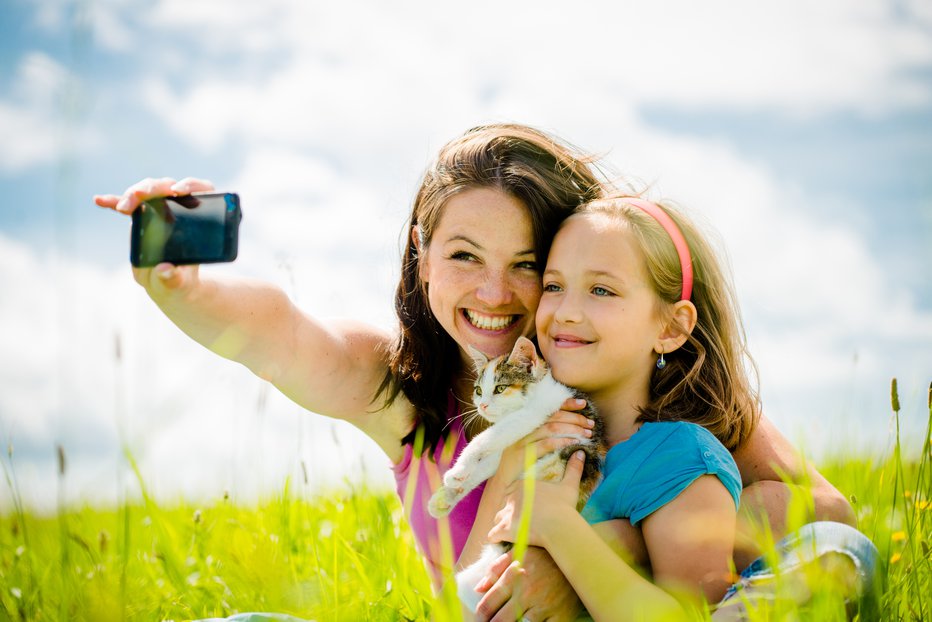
[465,310,516,331]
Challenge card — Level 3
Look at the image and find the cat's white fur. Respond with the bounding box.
[426,336,595,613]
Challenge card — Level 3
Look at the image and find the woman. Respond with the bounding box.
[96,124,855,621]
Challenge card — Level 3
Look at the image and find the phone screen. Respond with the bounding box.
[130,193,241,267]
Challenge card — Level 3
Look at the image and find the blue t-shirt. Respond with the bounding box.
[582,421,741,526]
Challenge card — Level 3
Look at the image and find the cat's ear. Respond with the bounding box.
[467,345,489,372]
[507,336,539,371]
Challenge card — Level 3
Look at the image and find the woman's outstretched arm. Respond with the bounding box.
[732,415,855,569]
[96,177,413,460]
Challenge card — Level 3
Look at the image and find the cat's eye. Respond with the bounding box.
[493,385,507,394]
[475,386,482,397]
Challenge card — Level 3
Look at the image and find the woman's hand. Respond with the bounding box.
[488,398,594,490]
[474,451,587,621]
[94,177,214,296]
[473,547,583,622]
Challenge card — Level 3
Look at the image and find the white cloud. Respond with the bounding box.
[0,52,100,173]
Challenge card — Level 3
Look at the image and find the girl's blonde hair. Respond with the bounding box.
[578,194,760,451]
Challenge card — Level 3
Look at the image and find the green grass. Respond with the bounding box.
[1,383,929,621]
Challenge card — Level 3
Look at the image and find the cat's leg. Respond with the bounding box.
[456,543,509,613]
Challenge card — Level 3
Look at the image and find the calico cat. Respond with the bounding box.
[427,336,606,612]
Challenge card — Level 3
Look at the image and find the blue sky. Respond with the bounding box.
[1,0,931,510]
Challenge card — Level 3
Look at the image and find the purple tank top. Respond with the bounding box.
[392,393,485,584]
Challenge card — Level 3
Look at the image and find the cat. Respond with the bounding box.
[427,336,606,612]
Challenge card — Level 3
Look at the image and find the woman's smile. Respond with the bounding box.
[420,187,542,360]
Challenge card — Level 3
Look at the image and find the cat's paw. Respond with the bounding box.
[443,470,467,488]
[428,487,459,518]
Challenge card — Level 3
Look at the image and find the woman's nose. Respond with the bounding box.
[475,271,513,307]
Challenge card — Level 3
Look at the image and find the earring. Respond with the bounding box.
[656,349,666,370]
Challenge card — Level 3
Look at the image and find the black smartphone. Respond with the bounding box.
[130,192,242,267]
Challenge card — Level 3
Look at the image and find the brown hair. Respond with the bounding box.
[378,124,603,454]
[577,194,760,451]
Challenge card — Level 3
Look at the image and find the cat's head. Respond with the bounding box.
[468,336,549,422]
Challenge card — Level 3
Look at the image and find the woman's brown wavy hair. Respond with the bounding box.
[576,195,761,451]
[377,124,603,455]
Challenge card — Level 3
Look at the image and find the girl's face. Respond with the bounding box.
[419,187,542,362]
[536,213,664,399]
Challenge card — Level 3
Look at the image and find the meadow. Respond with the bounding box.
[1,381,929,621]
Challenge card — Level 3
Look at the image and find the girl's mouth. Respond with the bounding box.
[463,309,519,332]
[551,334,593,347]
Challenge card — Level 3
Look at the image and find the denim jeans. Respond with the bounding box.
[715,521,881,620]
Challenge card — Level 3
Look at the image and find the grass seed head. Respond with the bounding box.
[891,377,900,412]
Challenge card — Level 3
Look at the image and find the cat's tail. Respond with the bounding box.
[456,542,511,613]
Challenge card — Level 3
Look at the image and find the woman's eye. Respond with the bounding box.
[592,286,614,297]
[450,251,478,262]
[493,385,507,394]
[515,260,538,271]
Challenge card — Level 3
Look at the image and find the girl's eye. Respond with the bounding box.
[493,385,507,394]
[543,283,563,293]
[592,286,614,297]
[475,386,482,396]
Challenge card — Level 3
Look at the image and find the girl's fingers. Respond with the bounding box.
[562,450,586,488]
[559,396,588,412]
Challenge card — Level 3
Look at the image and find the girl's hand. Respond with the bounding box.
[489,398,594,489]
[487,449,586,548]
[94,177,214,296]
[474,451,586,621]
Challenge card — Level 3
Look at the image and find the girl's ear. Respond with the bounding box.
[655,300,697,355]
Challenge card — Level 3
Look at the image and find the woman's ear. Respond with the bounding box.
[655,300,697,355]
[412,225,429,283]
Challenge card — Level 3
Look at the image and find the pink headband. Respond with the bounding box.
[622,198,693,302]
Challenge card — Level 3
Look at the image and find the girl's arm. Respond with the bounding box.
[96,177,413,461]
[488,452,737,621]
[732,415,854,568]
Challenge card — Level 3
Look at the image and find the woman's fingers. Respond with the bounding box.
[171,177,214,194]
[96,176,216,217]
[114,177,178,214]
[475,560,526,622]
[94,194,121,209]
[132,263,198,293]
[475,550,514,593]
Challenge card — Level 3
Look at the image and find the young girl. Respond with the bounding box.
[484,195,843,619]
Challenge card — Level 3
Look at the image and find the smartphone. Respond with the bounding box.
[130,192,242,267]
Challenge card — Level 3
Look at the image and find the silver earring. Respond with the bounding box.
[656,350,666,370]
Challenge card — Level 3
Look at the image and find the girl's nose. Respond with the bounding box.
[475,271,513,307]
[553,291,583,324]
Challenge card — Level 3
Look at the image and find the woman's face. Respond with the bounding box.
[419,187,542,362]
